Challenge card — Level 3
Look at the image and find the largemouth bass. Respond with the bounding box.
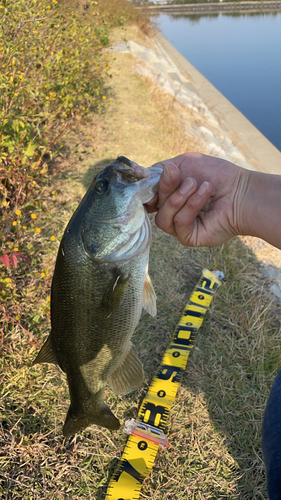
[33,156,162,438]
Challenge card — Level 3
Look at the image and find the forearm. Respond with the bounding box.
[239,171,281,250]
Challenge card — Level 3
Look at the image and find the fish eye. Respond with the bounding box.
[95,179,108,194]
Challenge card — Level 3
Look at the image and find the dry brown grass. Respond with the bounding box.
[1,23,281,500]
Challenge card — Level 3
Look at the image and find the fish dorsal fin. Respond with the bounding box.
[108,343,144,396]
[101,270,130,311]
[142,273,157,317]
[33,335,58,365]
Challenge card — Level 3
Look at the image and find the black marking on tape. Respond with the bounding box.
[157,390,166,398]
[139,402,169,429]
[112,459,145,485]
[187,299,208,309]
[197,294,205,300]
[169,344,191,351]
[195,286,213,296]
[198,276,216,291]
[172,325,197,347]
[155,364,183,383]
[182,309,205,319]
[138,440,148,451]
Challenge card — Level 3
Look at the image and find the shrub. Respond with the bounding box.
[0,0,110,214]
[0,0,151,346]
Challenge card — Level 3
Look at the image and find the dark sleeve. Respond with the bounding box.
[262,369,281,500]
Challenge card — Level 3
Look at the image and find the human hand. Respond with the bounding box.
[146,152,250,247]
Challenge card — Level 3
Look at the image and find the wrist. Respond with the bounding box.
[238,170,281,250]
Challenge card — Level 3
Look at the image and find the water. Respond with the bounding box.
[157,12,281,151]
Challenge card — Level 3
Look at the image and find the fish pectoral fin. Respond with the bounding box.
[63,402,120,438]
[33,335,58,365]
[101,270,130,311]
[109,343,144,396]
[142,273,157,317]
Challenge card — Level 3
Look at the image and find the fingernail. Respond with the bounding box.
[198,181,210,196]
[163,164,171,183]
[179,177,194,195]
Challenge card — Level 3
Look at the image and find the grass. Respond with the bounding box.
[1,20,281,500]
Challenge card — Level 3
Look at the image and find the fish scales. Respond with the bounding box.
[52,245,148,379]
[33,156,162,438]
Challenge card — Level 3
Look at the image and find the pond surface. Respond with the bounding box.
[157,12,281,152]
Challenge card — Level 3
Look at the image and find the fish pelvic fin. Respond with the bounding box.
[63,401,120,438]
[109,343,144,396]
[142,273,157,317]
[33,335,58,366]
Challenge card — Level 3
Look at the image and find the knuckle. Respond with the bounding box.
[182,151,203,161]
[185,198,197,212]
[160,166,179,190]
[185,194,203,212]
[159,178,171,194]
[166,195,182,210]
[174,212,187,228]
[173,196,200,227]
[155,214,171,232]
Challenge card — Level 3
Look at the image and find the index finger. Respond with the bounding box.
[150,161,181,209]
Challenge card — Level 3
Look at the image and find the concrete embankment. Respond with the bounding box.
[147,1,281,14]
[113,32,281,175]
[157,34,281,174]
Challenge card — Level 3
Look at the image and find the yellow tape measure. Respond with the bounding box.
[105,268,223,500]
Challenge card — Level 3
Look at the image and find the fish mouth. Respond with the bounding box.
[100,158,162,227]
[115,156,145,181]
[114,156,162,204]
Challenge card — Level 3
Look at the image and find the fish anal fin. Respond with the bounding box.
[101,270,130,311]
[33,335,58,366]
[142,273,157,317]
[63,402,120,438]
[109,343,144,396]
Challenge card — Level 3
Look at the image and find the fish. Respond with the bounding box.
[33,156,162,438]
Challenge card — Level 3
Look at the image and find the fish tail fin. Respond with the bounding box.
[63,402,120,438]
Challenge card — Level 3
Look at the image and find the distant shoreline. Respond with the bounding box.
[146,1,281,14]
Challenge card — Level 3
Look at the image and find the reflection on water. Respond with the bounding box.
[165,11,281,25]
[166,11,281,22]
[157,12,281,151]
[172,13,220,23]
